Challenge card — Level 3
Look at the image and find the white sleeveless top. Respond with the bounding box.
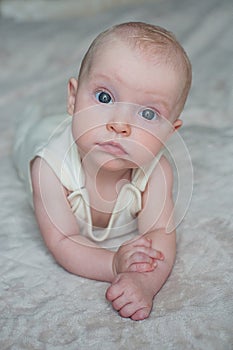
[14,113,163,249]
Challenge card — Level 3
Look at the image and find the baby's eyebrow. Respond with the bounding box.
[91,71,129,87]
[152,99,170,115]
[90,72,112,83]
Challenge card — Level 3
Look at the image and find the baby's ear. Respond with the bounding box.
[172,118,183,131]
[67,78,78,116]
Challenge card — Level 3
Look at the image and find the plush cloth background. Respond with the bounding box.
[0,0,233,349]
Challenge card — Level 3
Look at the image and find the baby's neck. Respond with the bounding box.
[84,163,131,203]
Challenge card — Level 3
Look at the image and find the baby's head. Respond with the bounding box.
[67,22,192,170]
[78,22,192,119]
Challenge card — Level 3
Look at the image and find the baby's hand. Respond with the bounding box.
[106,272,154,320]
[112,236,164,275]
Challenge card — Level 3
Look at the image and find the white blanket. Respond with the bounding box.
[0,0,233,348]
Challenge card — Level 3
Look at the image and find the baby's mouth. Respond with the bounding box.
[96,141,127,156]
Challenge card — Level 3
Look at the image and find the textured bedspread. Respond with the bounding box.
[0,0,233,349]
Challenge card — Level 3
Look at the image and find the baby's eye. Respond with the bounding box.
[140,108,158,121]
[95,91,113,104]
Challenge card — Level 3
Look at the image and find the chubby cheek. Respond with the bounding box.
[72,125,98,157]
[72,104,110,140]
[132,129,164,160]
[71,117,100,146]
[72,118,88,144]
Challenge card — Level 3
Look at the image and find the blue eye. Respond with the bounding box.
[95,91,113,104]
[140,108,158,121]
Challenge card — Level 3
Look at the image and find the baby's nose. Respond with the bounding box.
[106,121,131,136]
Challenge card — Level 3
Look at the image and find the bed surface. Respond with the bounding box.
[0,0,233,349]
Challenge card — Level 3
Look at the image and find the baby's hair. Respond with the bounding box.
[78,22,192,116]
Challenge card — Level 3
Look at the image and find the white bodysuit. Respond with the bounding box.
[14,111,163,249]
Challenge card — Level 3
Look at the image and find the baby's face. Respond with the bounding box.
[72,39,184,170]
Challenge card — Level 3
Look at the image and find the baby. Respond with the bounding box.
[14,22,192,320]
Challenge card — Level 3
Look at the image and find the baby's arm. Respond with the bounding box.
[31,157,115,282]
[106,156,176,320]
[31,157,161,282]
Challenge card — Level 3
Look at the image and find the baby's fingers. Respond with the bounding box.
[128,261,156,273]
[128,251,157,272]
[127,237,165,260]
[132,247,164,261]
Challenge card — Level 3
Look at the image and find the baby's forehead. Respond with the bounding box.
[91,40,184,93]
[96,34,181,69]
[81,30,190,91]
[92,38,183,85]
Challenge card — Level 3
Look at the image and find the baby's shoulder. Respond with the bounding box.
[148,155,174,189]
[31,156,63,195]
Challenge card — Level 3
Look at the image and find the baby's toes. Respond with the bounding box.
[131,307,151,321]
